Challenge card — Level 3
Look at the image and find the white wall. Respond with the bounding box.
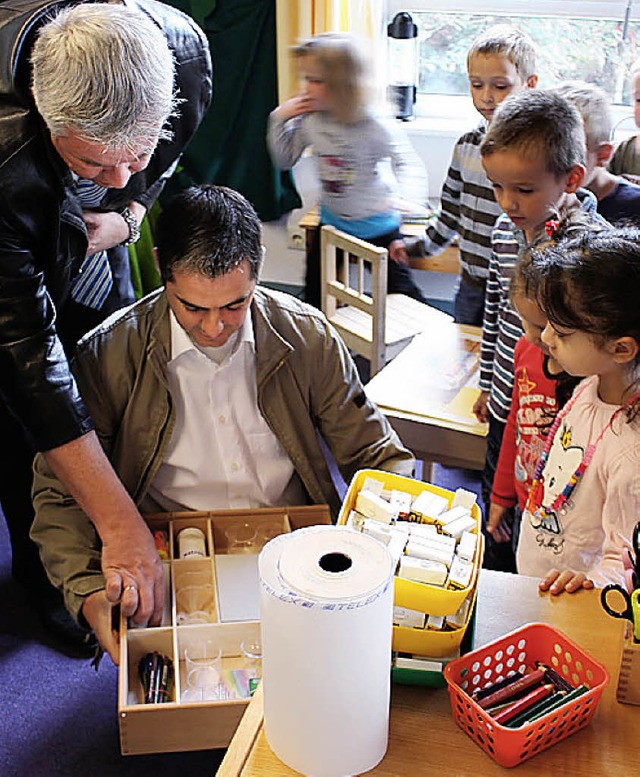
[261,154,320,287]
[405,125,462,200]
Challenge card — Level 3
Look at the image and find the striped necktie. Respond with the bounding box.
[70,178,113,310]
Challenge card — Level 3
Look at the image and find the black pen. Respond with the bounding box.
[152,653,165,704]
[158,660,170,703]
[138,652,152,697]
[146,652,159,704]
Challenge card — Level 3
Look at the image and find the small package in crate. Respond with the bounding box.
[443,622,609,767]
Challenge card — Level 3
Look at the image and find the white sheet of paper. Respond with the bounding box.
[214,553,260,622]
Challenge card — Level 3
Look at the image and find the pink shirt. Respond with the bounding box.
[517,376,640,587]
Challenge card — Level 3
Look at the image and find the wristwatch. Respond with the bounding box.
[119,206,141,246]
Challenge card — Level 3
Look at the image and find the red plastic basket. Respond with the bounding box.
[443,622,609,767]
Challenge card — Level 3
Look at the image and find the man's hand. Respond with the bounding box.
[82,590,120,664]
[83,201,145,256]
[539,568,595,595]
[102,522,164,626]
[43,432,164,626]
[487,502,512,543]
[83,211,129,255]
[473,390,490,423]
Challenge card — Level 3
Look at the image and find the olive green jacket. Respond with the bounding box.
[31,286,413,621]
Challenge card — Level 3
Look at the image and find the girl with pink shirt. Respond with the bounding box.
[517,228,640,595]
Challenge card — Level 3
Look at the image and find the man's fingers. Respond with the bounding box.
[102,631,121,665]
[81,591,121,665]
[101,523,163,624]
[127,560,164,626]
[103,566,163,626]
[104,571,124,604]
[120,583,140,619]
[130,579,155,627]
[150,570,165,626]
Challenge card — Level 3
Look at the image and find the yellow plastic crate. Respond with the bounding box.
[338,470,483,656]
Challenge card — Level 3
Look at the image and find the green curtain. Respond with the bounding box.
[163,0,301,221]
[128,201,162,299]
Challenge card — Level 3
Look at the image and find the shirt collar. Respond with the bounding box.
[168,306,255,364]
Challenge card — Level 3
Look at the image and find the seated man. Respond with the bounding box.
[31,184,414,662]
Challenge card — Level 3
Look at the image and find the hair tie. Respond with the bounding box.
[545,219,560,238]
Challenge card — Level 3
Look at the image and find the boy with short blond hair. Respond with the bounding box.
[554,80,640,225]
[473,89,607,570]
[404,25,537,324]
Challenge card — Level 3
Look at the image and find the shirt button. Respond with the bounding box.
[231,462,239,472]
[219,415,226,423]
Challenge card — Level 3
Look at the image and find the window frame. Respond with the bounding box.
[386,1,640,20]
[383,0,639,139]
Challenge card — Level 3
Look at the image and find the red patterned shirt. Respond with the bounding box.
[491,338,559,510]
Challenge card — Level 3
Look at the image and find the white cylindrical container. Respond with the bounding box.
[259,526,394,777]
[176,527,206,559]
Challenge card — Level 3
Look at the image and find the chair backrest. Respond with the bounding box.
[320,225,389,375]
[320,224,452,377]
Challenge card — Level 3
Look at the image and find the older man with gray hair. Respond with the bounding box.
[0,0,211,655]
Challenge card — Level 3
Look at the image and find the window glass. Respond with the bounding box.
[412,12,639,104]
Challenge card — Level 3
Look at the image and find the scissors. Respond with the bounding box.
[622,522,640,592]
[601,584,640,643]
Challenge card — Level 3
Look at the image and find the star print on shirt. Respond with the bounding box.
[517,368,537,397]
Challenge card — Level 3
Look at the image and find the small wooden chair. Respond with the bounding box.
[320,225,451,376]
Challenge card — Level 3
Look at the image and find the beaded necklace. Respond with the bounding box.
[525,376,640,519]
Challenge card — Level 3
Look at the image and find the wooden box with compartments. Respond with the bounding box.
[118,504,331,755]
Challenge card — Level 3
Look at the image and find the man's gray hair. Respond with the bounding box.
[31,3,178,150]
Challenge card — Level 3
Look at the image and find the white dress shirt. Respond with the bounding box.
[148,310,305,511]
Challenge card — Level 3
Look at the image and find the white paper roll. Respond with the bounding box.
[259,525,394,777]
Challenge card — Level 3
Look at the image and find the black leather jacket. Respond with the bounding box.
[0,0,212,451]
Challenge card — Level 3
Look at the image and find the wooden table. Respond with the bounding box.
[365,323,488,471]
[299,207,462,275]
[218,570,635,776]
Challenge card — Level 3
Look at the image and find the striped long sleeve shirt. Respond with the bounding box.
[479,189,602,423]
[422,125,502,284]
